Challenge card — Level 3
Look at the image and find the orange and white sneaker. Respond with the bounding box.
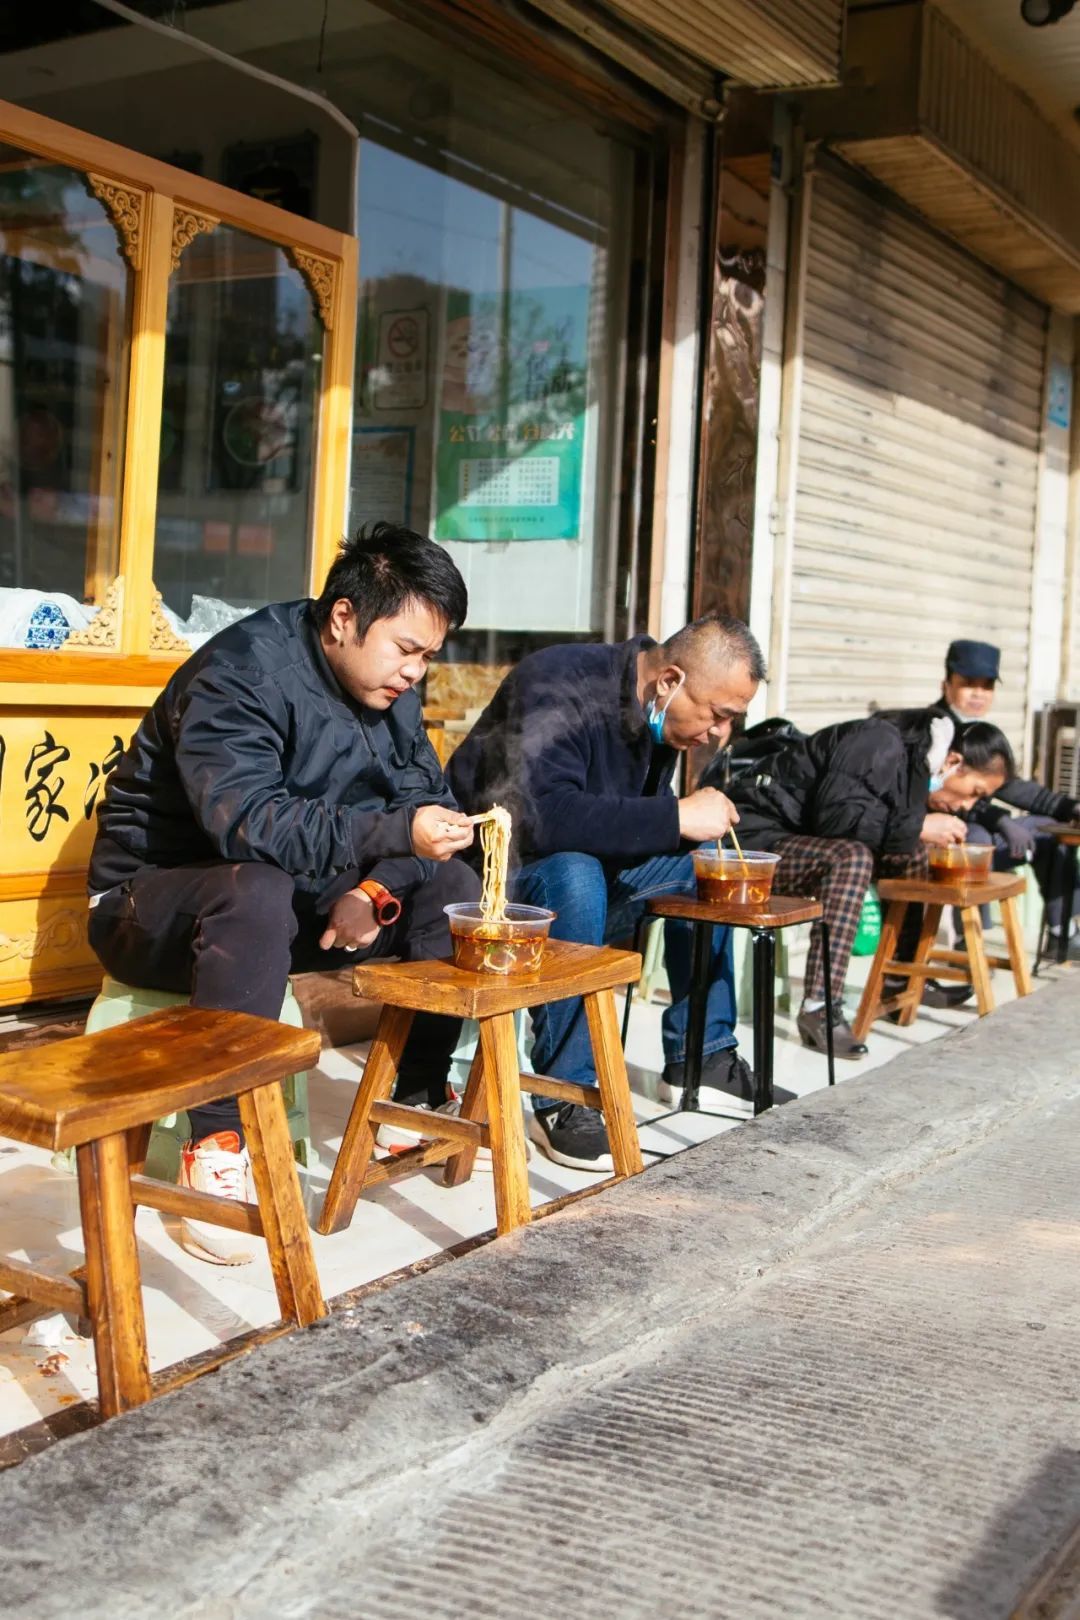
[178,1130,255,1266]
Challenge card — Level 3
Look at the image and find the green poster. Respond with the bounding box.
[434,285,588,542]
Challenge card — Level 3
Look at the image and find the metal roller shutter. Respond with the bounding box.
[786,163,1047,754]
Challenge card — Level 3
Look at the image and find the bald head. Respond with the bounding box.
[640,612,765,751]
[663,612,766,683]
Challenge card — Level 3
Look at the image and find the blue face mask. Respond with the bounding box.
[645,671,685,744]
[929,763,957,794]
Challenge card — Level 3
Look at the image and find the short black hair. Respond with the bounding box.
[954,720,1015,781]
[312,522,467,641]
[663,612,767,684]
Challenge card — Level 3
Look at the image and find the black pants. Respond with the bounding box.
[88,856,480,1143]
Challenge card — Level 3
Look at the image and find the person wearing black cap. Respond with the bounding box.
[924,640,1080,951]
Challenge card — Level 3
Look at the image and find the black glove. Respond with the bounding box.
[998,818,1034,861]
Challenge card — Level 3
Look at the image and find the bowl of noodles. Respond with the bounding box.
[445,902,554,975]
[445,802,554,974]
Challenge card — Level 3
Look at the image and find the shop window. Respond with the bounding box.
[351,132,632,677]
[153,225,324,646]
[0,143,131,649]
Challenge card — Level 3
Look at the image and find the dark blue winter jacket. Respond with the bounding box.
[446,636,681,864]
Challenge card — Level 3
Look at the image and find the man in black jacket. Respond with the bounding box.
[89,524,478,1263]
[448,613,776,1173]
[922,640,1080,947]
[729,711,1014,1058]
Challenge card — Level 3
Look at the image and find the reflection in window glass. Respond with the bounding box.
[154,226,322,646]
[352,129,631,663]
[0,144,131,648]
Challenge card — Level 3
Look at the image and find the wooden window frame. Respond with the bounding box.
[0,97,358,690]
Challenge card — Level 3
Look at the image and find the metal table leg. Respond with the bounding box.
[1056,842,1079,966]
[750,927,775,1115]
[820,919,836,1087]
[680,921,713,1114]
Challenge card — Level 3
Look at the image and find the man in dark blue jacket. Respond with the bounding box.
[89,524,478,1263]
[447,613,773,1172]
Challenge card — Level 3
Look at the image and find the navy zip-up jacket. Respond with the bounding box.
[446,636,681,864]
[90,599,454,908]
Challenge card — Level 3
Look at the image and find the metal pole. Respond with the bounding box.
[680,922,712,1112]
[751,927,775,1114]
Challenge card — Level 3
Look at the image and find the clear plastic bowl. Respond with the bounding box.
[927,843,994,881]
[692,848,781,908]
[445,902,555,976]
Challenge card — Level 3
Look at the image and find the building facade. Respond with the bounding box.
[4,0,1078,1011]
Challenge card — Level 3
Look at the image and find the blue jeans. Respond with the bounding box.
[513,851,737,1108]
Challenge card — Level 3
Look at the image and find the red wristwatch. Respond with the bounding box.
[357,879,402,927]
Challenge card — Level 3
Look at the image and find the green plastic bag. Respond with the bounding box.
[851,886,882,956]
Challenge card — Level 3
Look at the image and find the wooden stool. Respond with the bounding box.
[318,940,643,1239]
[1034,823,1080,972]
[627,896,834,1117]
[853,871,1032,1039]
[0,1008,326,1418]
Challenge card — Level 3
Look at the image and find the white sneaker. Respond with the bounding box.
[178,1130,255,1266]
[375,1098,528,1164]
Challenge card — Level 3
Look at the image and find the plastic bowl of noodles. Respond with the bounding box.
[692,847,781,908]
[927,843,994,882]
[444,902,554,976]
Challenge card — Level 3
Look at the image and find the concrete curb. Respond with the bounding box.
[1,978,1078,1617]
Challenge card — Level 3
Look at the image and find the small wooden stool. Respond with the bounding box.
[853,871,1032,1039]
[626,896,834,1117]
[0,1007,326,1418]
[318,940,643,1239]
[1034,823,1080,972]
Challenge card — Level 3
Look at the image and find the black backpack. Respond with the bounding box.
[698,717,806,791]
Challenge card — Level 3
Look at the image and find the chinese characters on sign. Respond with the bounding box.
[24,730,71,844]
[84,736,124,819]
[0,728,125,847]
[435,285,588,543]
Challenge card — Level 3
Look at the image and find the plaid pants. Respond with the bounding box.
[772,835,928,1003]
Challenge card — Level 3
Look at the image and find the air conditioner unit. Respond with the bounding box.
[1054,727,1079,798]
[1035,703,1080,792]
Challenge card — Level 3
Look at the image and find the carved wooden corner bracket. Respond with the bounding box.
[148,587,192,653]
[67,576,123,650]
[171,207,220,271]
[288,248,337,330]
[86,176,146,272]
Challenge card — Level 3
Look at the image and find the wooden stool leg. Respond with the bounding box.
[479,1013,532,1235]
[852,901,904,1040]
[1000,896,1034,999]
[126,1123,152,1176]
[318,1004,414,1236]
[584,989,644,1177]
[239,1082,326,1328]
[960,906,995,1015]
[443,1045,486,1188]
[76,1131,151,1418]
[898,903,943,1027]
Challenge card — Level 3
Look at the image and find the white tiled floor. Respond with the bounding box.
[0,913,1069,1438]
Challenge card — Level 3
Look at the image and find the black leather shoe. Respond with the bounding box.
[797,1004,867,1059]
[921,978,975,1009]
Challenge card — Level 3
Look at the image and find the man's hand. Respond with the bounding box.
[920,812,968,847]
[319,888,380,952]
[998,818,1034,861]
[412,804,475,861]
[678,786,740,844]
